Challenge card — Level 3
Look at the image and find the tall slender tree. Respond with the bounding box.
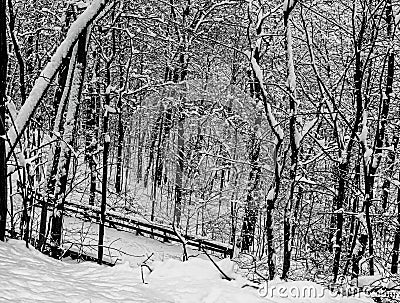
[51,28,89,256]
[0,0,7,242]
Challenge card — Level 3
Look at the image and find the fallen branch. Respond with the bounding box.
[140,264,153,284]
[201,246,232,281]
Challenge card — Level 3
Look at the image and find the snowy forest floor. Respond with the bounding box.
[0,239,265,303]
[0,235,376,302]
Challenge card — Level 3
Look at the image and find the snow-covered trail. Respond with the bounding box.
[0,240,266,303]
[0,240,376,303]
[0,218,376,303]
[0,241,165,302]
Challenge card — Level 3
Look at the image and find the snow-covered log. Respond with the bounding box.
[6,0,110,158]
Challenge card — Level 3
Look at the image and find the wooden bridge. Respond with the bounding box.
[60,201,234,261]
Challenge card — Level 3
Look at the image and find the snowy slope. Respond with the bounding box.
[0,240,375,303]
[0,240,264,303]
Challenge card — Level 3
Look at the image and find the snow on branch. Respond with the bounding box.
[6,0,111,159]
[249,53,284,140]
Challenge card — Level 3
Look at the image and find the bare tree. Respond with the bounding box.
[0,0,7,242]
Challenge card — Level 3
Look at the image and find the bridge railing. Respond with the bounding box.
[62,201,234,258]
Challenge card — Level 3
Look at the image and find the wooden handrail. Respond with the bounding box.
[37,198,233,258]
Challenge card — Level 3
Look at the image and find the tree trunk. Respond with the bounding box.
[85,53,99,206]
[332,163,347,282]
[8,0,26,105]
[247,4,285,279]
[115,49,124,193]
[173,41,188,228]
[343,158,361,276]
[155,105,173,187]
[136,110,144,182]
[282,15,298,280]
[0,0,7,241]
[240,30,263,253]
[382,136,398,211]
[50,29,88,256]
[381,0,396,212]
[144,115,161,188]
[240,108,261,252]
[391,173,400,274]
[332,5,366,280]
[363,0,394,275]
[98,61,111,264]
[174,114,184,228]
[37,11,77,250]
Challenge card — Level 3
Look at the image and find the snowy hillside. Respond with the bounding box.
[0,240,263,303]
[0,240,375,303]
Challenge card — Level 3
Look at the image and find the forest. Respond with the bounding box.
[0,0,400,301]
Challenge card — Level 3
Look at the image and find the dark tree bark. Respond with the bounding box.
[391,175,400,274]
[8,0,26,105]
[172,50,188,228]
[115,98,124,194]
[38,7,76,250]
[115,43,124,194]
[155,105,173,187]
[390,0,400,265]
[362,0,394,275]
[144,115,162,188]
[382,136,398,211]
[240,106,261,252]
[282,10,298,280]
[382,0,396,212]
[240,29,263,253]
[332,3,366,281]
[332,163,347,282]
[85,51,100,206]
[136,112,144,183]
[50,29,88,256]
[136,53,145,183]
[174,111,185,228]
[343,158,361,277]
[0,0,7,242]
[98,59,112,264]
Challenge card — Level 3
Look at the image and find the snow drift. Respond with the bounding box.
[0,240,374,303]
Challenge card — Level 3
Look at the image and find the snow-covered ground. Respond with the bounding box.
[0,240,375,303]
[0,240,262,303]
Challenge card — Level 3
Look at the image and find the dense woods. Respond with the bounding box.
[1,0,400,287]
